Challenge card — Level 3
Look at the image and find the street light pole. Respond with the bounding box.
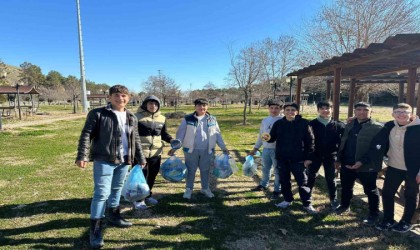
[76,0,88,113]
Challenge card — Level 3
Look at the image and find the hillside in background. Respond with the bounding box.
[1,64,21,86]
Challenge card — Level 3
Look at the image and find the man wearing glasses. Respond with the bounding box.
[334,102,383,226]
[359,103,420,233]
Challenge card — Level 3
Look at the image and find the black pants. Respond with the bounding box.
[278,161,312,207]
[340,166,380,216]
[307,156,337,201]
[382,166,419,223]
[142,155,161,198]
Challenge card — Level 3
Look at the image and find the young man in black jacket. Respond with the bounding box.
[265,103,316,214]
[308,101,345,209]
[76,85,146,248]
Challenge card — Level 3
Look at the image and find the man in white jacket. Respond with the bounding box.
[175,98,229,199]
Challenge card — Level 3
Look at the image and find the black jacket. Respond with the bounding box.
[267,115,314,163]
[360,120,420,178]
[76,104,146,165]
[309,118,345,159]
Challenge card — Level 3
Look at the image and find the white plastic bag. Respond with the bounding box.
[122,165,150,202]
[160,156,187,182]
[213,154,238,179]
[242,155,257,177]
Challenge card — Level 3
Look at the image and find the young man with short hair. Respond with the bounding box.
[335,102,383,226]
[308,101,345,209]
[175,98,229,199]
[249,100,283,199]
[265,103,316,214]
[360,103,420,233]
[76,85,146,248]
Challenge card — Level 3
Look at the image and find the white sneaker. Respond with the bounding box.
[303,205,318,214]
[133,200,147,210]
[200,189,215,198]
[275,201,292,208]
[145,197,158,205]
[183,188,192,199]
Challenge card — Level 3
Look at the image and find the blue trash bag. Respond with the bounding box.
[213,154,238,179]
[122,165,150,202]
[160,156,187,182]
[242,155,257,177]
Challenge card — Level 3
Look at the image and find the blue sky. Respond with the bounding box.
[0,0,328,92]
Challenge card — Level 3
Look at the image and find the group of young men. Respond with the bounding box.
[250,99,419,232]
[76,84,419,248]
[76,85,229,248]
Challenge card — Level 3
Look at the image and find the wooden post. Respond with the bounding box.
[326,80,332,101]
[407,67,416,108]
[296,77,302,105]
[348,78,356,118]
[398,81,405,103]
[333,68,342,121]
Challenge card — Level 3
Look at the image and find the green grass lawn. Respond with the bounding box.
[0,104,418,249]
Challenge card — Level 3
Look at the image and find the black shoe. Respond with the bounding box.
[335,205,350,215]
[375,220,396,231]
[330,200,339,210]
[363,214,378,226]
[90,219,105,249]
[270,191,281,200]
[251,185,268,191]
[391,221,413,233]
[107,207,132,228]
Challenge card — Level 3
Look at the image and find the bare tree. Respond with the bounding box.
[298,0,420,101]
[141,73,180,106]
[64,75,81,113]
[228,42,264,124]
[260,36,298,98]
[301,0,419,61]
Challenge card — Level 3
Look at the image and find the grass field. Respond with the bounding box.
[0,104,418,249]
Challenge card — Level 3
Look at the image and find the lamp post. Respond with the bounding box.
[15,82,23,120]
[286,76,297,102]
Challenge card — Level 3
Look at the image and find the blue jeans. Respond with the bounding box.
[260,148,280,192]
[90,160,129,219]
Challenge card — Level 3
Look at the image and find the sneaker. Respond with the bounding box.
[275,200,292,208]
[270,191,281,200]
[375,220,396,231]
[145,197,158,205]
[251,185,268,191]
[363,214,378,226]
[392,221,413,233]
[330,200,339,210]
[303,205,318,214]
[183,188,193,199]
[132,200,147,210]
[335,205,350,215]
[200,189,215,198]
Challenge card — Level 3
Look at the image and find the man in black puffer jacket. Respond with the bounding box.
[266,103,316,214]
[308,101,345,210]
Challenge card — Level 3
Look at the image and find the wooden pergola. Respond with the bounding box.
[287,33,420,120]
[0,85,40,118]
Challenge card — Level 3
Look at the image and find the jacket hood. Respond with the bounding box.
[137,95,161,113]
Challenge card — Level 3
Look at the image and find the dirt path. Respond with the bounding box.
[1,113,87,130]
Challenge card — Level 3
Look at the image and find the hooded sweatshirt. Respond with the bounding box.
[135,95,173,158]
[387,117,420,174]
